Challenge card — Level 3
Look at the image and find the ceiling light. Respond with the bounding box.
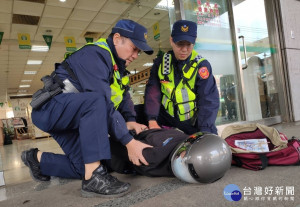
[59,0,66,2]
[155,0,173,10]
[27,60,42,65]
[16,94,28,97]
[130,70,139,74]
[24,71,37,75]
[18,89,27,93]
[21,80,32,82]
[138,84,145,87]
[143,63,153,67]
[19,85,30,88]
[31,45,49,52]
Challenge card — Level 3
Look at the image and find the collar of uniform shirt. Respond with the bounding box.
[107,36,126,74]
[169,50,191,72]
[170,50,191,65]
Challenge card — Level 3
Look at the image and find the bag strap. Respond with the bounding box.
[258,154,268,170]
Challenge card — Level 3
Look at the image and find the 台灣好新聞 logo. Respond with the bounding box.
[224,184,242,201]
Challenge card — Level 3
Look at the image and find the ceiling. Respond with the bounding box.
[0,0,173,101]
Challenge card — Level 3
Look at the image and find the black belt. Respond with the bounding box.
[61,61,79,81]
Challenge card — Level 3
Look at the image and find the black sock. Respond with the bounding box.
[33,148,39,163]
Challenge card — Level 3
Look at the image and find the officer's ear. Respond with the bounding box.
[170,37,173,45]
[113,33,122,46]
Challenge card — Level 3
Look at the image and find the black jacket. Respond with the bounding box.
[109,128,188,177]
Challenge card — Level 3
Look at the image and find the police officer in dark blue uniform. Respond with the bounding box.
[144,20,219,135]
[21,19,154,198]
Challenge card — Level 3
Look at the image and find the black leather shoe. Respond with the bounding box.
[81,165,131,198]
[21,148,50,182]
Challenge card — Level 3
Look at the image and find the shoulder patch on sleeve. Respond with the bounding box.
[198,67,210,79]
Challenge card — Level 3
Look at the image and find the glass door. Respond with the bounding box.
[178,0,243,125]
[232,0,282,122]
[171,0,284,126]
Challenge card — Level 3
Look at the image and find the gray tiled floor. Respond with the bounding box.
[0,137,63,186]
[0,121,299,207]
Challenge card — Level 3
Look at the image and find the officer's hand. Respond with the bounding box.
[126,121,148,135]
[148,120,161,129]
[126,139,152,166]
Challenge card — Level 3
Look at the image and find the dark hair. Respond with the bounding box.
[108,33,114,39]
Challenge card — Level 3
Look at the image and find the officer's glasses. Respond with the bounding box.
[174,41,194,49]
[127,38,142,56]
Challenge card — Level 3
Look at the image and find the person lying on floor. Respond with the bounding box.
[109,128,232,183]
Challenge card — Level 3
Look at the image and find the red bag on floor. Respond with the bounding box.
[221,123,300,170]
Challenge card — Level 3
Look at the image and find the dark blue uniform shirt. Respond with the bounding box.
[145,50,220,134]
[54,37,136,145]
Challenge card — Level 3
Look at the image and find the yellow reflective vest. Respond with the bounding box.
[64,38,129,109]
[158,50,205,121]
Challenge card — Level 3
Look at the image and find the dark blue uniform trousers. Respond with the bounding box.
[31,92,111,179]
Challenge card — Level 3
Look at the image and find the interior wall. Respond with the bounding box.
[0,95,12,119]
[279,0,300,121]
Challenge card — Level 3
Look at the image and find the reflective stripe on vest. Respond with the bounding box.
[158,50,205,121]
[90,39,128,109]
[65,39,128,109]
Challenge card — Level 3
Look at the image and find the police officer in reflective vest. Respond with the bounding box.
[21,19,154,198]
[144,20,219,135]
